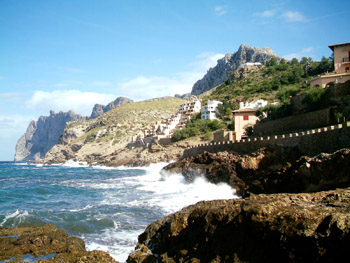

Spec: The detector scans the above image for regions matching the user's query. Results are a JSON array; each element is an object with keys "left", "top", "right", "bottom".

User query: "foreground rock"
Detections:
[
  {"left": 164, "top": 147, "right": 350, "bottom": 196},
  {"left": 128, "top": 187, "right": 350, "bottom": 263},
  {"left": 0, "top": 224, "right": 117, "bottom": 263}
]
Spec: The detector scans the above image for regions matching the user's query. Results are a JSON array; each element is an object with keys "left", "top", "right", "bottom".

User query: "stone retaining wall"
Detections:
[
  {"left": 183, "top": 122, "right": 350, "bottom": 158},
  {"left": 253, "top": 108, "right": 332, "bottom": 136}
]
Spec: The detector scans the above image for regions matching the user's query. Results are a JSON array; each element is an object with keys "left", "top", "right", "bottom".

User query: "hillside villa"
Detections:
[
  {"left": 201, "top": 100, "right": 223, "bottom": 120},
  {"left": 232, "top": 99, "right": 268, "bottom": 141},
  {"left": 310, "top": 42, "right": 350, "bottom": 88}
]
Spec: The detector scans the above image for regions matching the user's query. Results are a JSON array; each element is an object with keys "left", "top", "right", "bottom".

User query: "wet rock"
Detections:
[
  {"left": 164, "top": 147, "right": 350, "bottom": 196},
  {"left": 128, "top": 188, "right": 350, "bottom": 263},
  {"left": 0, "top": 224, "right": 118, "bottom": 263}
]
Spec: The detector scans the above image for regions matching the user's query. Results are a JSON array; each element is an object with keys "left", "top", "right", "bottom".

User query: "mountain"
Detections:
[
  {"left": 191, "top": 44, "right": 279, "bottom": 95},
  {"left": 14, "top": 110, "right": 86, "bottom": 162},
  {"left": 90, "top": 96, "right": 134, "bottom": 119},
  {"left": 40, "top": 97, "right": 187, "bottom": 165}
]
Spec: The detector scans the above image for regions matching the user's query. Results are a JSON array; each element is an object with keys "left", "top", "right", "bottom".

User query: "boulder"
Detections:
[
  {"left": 0, "top": 224, "right": 118, "bottom": 262},
  {"left": 128, "top": 188, "right": 350, "bottom": 263}
]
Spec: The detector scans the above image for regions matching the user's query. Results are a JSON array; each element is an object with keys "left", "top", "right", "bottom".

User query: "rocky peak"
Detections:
[
  {"left": 14, "top": 111, "right": 86, "bottom": 161},
  {"left": 90, "top": 96, "right": 134, "bottom": 119},
  {"left": 191, "top": 44, "right": 280, "bottom": 95}
]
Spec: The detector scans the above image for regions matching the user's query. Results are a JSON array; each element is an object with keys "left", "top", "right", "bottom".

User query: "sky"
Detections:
[{"left": 0, "top": 0, "right": 349, "bottom": 161}]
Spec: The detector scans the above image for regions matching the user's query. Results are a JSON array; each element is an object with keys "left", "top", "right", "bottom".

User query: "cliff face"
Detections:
[
  {"left": 191, "top": 44, "right": 279, "bottom": 95},
  {"left": 14, "top": 110, "right": 86, "bottom": 162},
  {"left": 128, "top": 187, "right": 350, "bottom": 263},
  {"left": 90, "top": 96, "right": 133, "bottom": 119}
]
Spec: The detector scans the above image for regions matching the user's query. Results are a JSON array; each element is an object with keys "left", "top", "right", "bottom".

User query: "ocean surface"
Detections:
[{"left": 0, "top": 161, "right": 238, "bottom": 262}]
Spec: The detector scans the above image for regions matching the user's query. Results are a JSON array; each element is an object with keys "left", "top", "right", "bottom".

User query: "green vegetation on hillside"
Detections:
[
  {"left": 203, "top": 56, "right": 333, "bottom": 106},
  {"left": 172, "top": 115, "right": 224, "bottom": 142}
]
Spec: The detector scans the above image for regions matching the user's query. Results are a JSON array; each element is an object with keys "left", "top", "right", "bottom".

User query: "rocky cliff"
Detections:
[
  {"left": 90, "top": 96, "right": 134, "bottom": 119},
  {"left": 14, "top": 110, "right": 86, "bottom": 162},
  {"left": 128, "top": 187, "right": 350, "bottom": 263},
  {"left": 40, "top": 97, "right": 188, "bottom": 165},
  {"left": 191, "top": 44, "right": 279, "bottom": 95}
]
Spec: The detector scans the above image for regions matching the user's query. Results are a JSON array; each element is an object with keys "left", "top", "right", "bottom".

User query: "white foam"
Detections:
[
  {"left": 62, "top": 160, "right": 89, "bottom": 167},
  {"left": 0, "top": 210, "right": 29, "bottom": 227}
]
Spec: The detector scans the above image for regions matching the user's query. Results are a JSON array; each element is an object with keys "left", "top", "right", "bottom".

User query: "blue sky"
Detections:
[{"left": 0, "top": 0, "right": 349, "bottom": 161}]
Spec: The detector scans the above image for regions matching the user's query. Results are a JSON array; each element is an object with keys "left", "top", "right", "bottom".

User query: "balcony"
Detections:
[{"left": 342, "top": 57, "right": 350, "bottom": 63}]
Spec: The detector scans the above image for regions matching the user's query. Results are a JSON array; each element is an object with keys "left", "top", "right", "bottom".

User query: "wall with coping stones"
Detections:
[
  {"left": 253, "top": 108, "right": 332, "bottom": 136},
  {"left": 183, "top": 122, "right": 350, "bottom": 158}
]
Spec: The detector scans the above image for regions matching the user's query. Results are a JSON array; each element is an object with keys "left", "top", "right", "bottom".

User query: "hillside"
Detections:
[
  {"left": 191, "top": 44, "right": 279, "bottom": 95},
  {"left": 200, "top": 56, "right": 334, "bottom": 115},
  {"left": 41, "top": 97, "right": 190, "bottom": 165}
]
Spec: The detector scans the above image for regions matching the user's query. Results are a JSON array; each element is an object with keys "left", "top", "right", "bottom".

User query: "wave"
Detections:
[{"left": 0, "top": 210, "right": 29, "bottom": 227}]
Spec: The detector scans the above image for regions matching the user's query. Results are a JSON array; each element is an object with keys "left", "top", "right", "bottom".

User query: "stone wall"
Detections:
[
  {"left": 253, "top": 108, "right": 331, "bottom": 136},
  {"left": 183, "top": 122, "right": 350, "bottom": 158}
]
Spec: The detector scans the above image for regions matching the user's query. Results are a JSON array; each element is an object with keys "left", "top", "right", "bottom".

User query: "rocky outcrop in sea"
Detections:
[
  {"left": 128, "top": 187, "right": 350, "bottom": 263},
  {"left": 191, "top": 44, "right": 279, "bottom": 95},
  {"left": 14, "top": 110, "right": 86, "bottom": 162},
  {"left": 90, "top": 96, "right": 134, "bottom": 119},
  {"left": 0, "top": 224, "right": 118, "bottom": 262}
]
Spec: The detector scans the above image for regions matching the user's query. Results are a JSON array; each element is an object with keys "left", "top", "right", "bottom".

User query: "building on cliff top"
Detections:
[{"left": 310, "top": 42, "right": 350, "bottom": 88}]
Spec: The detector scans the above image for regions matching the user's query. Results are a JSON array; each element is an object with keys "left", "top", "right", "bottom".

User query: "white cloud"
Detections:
[
  {"left": 214, "top": 6, "right": 227, "bottom": 16},
  {"left": 283, "top": 46, "right": 315, "bottom": 60},
  {"left": 254, "top": 10, "right": 276, "bottom": 18},
  {"left": 254, "top": 9, "right": 306, "bottom": 23},
  {"left": 117, "top": 52, "right": 224, "bottom": 100},
  {"left": 25, "top": 90, "right": 117, "bottom": 116},
  {"left": 281, "top": 11, "right": 306, "bottom": 22}
]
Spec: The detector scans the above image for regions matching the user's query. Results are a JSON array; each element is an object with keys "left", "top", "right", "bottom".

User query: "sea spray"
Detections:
[{"left": 0, "top": 161, "right": 238, "bottom": 262}]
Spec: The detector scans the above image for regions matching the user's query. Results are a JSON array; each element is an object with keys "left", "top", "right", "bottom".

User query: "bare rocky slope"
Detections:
[
  {"left": 40, "top": 97, "right": 191, "bottom": 166},
  {"left": 14, "top": 97, "right": 133, "bottom": 162},
  {"left": 191, "top": 44, "right": 279, "bottom": 95},
  {"left": 90, "top": 96, "right": 134, "bottom": 119}
]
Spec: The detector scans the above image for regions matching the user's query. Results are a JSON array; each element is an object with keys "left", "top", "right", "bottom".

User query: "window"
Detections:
[{"left": 243, "top": 115, "right": 249, "bottom": 120}]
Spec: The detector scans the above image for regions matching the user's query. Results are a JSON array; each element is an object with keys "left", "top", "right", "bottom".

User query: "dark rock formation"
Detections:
[
  {"left": 164, "top": 147, "right": 350, "bottom": 196},
  {"left": 90, "top": 97, "right": 133, "bottom": 119},
  {"left": 128, "top": 187, "right": 350, "bottom": 263},
  {"left": 14, "top": 111, "right": 86, "bottom": 162},
  {"left": 0, "top": 224, "right": 118, "bottom": 262},
  {"left": 191, "top": 44, "right": 279, "bottom": 95}
]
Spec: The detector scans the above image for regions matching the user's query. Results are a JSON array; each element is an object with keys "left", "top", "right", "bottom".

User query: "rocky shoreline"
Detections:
[
  {"left": 127, "top": 187, "right": 350, "bottom": 263},
  {"left": 5, "top": 146, "right": 350, "bottom": 262},
  {"left": 164, "top": 146, "right": 350, "bottom": 197},
  {"left": 0, "top": 224, "right": 118, "bottom": 263}
]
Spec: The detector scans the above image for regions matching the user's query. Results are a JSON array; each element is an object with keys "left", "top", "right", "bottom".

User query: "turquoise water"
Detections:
[{"left": 0, "top": 161, "right": 237, "bottom": 262}]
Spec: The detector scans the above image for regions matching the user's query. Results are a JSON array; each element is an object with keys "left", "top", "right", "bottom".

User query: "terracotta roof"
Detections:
[{"left": 328, "top": 42, "right": 350, "bottom": 51}]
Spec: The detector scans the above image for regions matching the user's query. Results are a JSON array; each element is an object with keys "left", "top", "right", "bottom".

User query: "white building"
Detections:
[
  {"left": 178, "top": 100, "right": 201, "bottom": 115},
  {"left": 239, "top": 99, "right": 268, "bottom": 110},
  {"left": 241, "top": 62, "right": 262, "bottom": 67},
  {"left": 201, "top": 100, "right": 223, "bottom": 120}
]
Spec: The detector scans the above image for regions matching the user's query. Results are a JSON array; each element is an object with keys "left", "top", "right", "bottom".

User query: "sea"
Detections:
[{"left": 0, "top": 161, "right": 238, "bottom": 262}]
